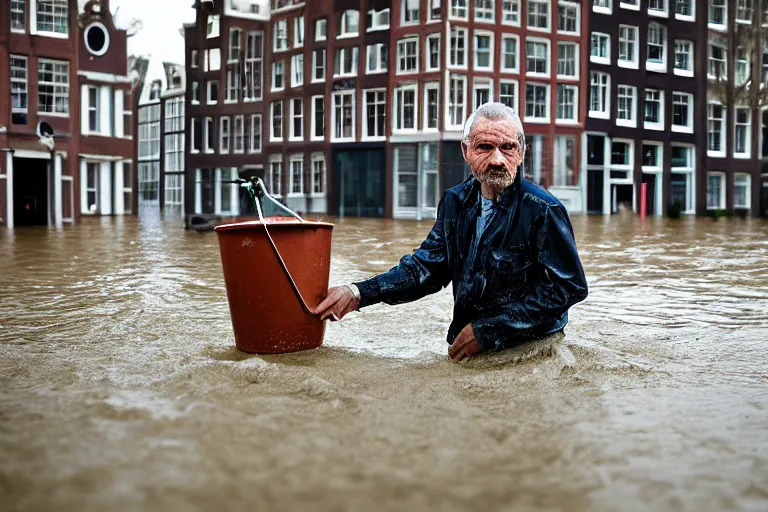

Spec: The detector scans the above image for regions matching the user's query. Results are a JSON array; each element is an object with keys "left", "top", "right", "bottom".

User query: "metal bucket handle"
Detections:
[{"left": 236, "top": 177, "right": 320, "bottom": 317}]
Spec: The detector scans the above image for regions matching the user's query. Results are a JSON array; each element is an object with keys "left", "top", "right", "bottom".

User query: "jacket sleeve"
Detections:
[
  {"left": 354, "top": 195, "right": 452, "bottom": 308},
  {"left": 472, "top": 204, "right": 588, "bottom": 351}
]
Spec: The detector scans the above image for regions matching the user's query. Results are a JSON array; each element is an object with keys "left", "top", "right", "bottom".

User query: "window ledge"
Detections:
[
  {"left": 593, "top": 7, "right": 612, "bottom": 15},
  {"left": 271, "top": 138, "right": 284, "bottom": 143},
  {"left": 642, "top": 166, "right": 663, "bottom": 173},
  {"left": 708, "top": 24, "right": 727, "bottom": 32},
  {"left": 287, "top": 193, "right": 305, "bottom": 198},
  {"left": 556, "top": 74, "right": 579, "bottom": 81},
  {"left": 590, "top": 57, "right": 610, "bottom": 65},
  {"left": 648, "top": 10, "right": 668, "bottom": 18},
  {"left": 35, "top": 31, "right": 69, "bottom": 39},
  {"left": 671, "top": 125, "right": 693, "bottom": 134},
  {"left": 367, "top": 69, "right": 387, "bottom": 74},
  {"left": 555, "top": 119, "right": 579, "bottom": 125},
  {"left": 524, "top": 117, "right": 550, "bottom": 124},
  {"left": 331, "top": 138, "right": 356, "bottom": 143},
  {"left": 474, "top": 19, "right": 496, "bottom": 24},
  {"left": 396, "top": 69, "right": 420, "bottom": 75},
  {"left": 11, "top": 28, "right": 26, "bottom": 34},
  {"left": 589, "top": 111, "right": 610, "bottom": 120},
  {"left": 310, "top": 193, "right": 326, "bottom": 198},
  {"left": 526, "top": 26, "right": 551, "bottom": 34},
  {"left": 734, "top": 153, "right": 751, "bottom": 160},
  {"left": 644, "top": 123, "right": 664, "bottom": 131},
  {"left": 646, "top": 62, "right": 667, "bottom": 73},
  {"left": 675, "top": 14, "right": 695, "bottom": 22},
  {"left": 618, "top": 60, "right": 639, "bottom": 70},
  {"left": 38, "top": 112, "right": 70, "bottom": 118},
  {"left": 362, "top": 136, "right": 386, "bottom": 142},
  {"left": 333, "top": 74, "right": 358, "bottom": 79},
  {"left": 616, "top": 119, "right": 637, "bottom": 128},
  {"left": 707, "top": 151, "right": 726, "bottom": 158},
  {"left": 526, "top": 72, "right": 550, "bottom": 79},
  {"left": 336, "top": 33, "right": 359, "bottom": 40},
  {"left": 288, "top": 137, "right": 304, "bottom": 142},
  {"left": 557, "top": 30, "right": 580, "bottom": 36},
  {"left": 674, "top": 69, "right": 694, "bottom": 78},
  {"left": 501, "top": 21, "right": 522, "bottom": 28}
]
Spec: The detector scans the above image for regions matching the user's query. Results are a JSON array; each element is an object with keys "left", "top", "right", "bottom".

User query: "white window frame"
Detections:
[
  {"left": 339, "top": 9, "right": 360, "bottom": 37},
  {"left": 271, "top": 101, "right": 284, "bottom": 142},
  {"left": 10, "top": 55, "right": 28, "bottom": 114},
  {"left": 610, "top": 138, "right": 634, "bottom": 170},
  {"left": 367, "top": 43, "right": 388, "bottom": 73},
  {"left": 294, "top": 16, "right": 304, "bottom": 47},
  {"left": 616, "top": 85, "right": 637, "bottom": 127},
  {"left": 192, "top": 82, "right": 200, "bottom": 105},
  {"left": 557, "top": 1, "right": 580, "bottom": 35},
  {"left": 402, "top": 0, "right": 421, "bottom": 25},
  {"left": 524, "top": 82, "right": 550, "bottom": 123},
  {"left": 10, "top": 0, "right": 26, "bottom": 33},
  {"left": 291, "top": 54, "right": 303, "bottom": 87},
  {"left": 35, "top": 0, "right": 69, "bottom": 37},
  {"left": 735, "top": 47, "right": 749, "bottom": 85},
  {"left": 449, "top": 27, "right": 468, "bottom": 69},
  {"left": 646, "top": 21, "right": 667, "bottom": 72},
  {"left": 311, "top": 95, "right": 325, "bottom": 141},
  {"left": 191, "top": 118, "right": 200, "bottom": 154},
  {"left": 397, "top": 37, "right": 419, "bottom": 74},
  {"left": 311, "top": 153, "right": 326, "bottom": 196},
  {"left": 450, "top": 0, "right": 469, "bottom": 20},
  {"left": 290, "top": 98, "right": 304, "bottom": 141},
  {"left": 473, "top": 79, "right": 493, "bottom": 110},
  {"left": 424, "top": 82, "right": 440, "bottom": 132},
  {"left": 288, "top": 154, "right": 304, "bottom": 197},
  {"left": 641, "top": 141, "right": 663, "bottom": 172},
  {"left": 367, "top": 8, "right": 391, "bottom": 31},
  {"left": 618, "top": 25, "right": 639, "bottom": 69},
  {"left": 709, "top": 0, "right": 727, "bottom": 30},
  {"left": 220, "top": 116, "right": 231, "bottom": 154},
  {"left": 446, "top": 73, "right": 467, "bottom": 130},
  {"left": 527, "top": 0, "right": 551, "bottom": 32},
  {"left": 312, "top": 49, "right": 326, "bottom": 82},
  {"left": 334, "top": 47, "right": 359, "bottom": 78},
  {"left": 331, "top": 91, "right": 356, "bottom": 142},
  {"left": 37, "top": 58, "right": 69, "bottom": 116},
  {"left": 648, "top": 0, "right": 668, "bottom": 18},
  {"left": 502, "top": 0, "right": 521, "bottom": 26},
  {"left": 674, "top": 40, "right": 694, "bottom": 77},
  {"left": 206, "top": 80, "right": 219, "bottom": 105},
  {"left": 671, "top": 91, "right": 693, "bottom": 133},
  {"left": 499, "top": 79, "right": 518, "bottom": 111},
  {"left": 675, "top": 0, "right": 695, "bottom": 21},
  {"left": 474, "top": 31, "right": 495, "bottom": 71},
  {"left": 708, "top": 42, "right": 727, "bottom": 81},
  {"left": 735, "top": 0, "right": 752, "bottom": 23},
  {"left": 87, "top": 86, "right": 101, "bottom": 134},
  {"left": 555, "top": 84, "right": 578, "bottom": 124},
  {"left": 426, "top": 34, "right": 441, "bottom": 71},
  {"left": 363, "top": 89, "right": 387, "bottom": 140},
  {"left": 733, "top": 173, "right": 751, "bottom": 208},
  {"left": 670, "top": 143, "right": 695, "bottom": 214},
  {"left": 593, "top": 0, "right": 612, "bottom": 15},
  {"left": 734, "top": 106, "right": 751, "bottom": 158},
  {"left": 393, "top": 84, "right": 419, "bottom": 133},
  {"left": 233, "top": 115, "right": 244, "bottom": 154},
  {"left": 315, "top": 19, "right": 327, "bottom": 41},
  {"left": 475, "top": 0, "right": 495, "bottom": 22},
  {"left": 707, "top": 101, "right": 725, "bottom": 157},
  {"left": 556, "top": 42, "right": 579, "bottom": 79},
  {"left": 204, "top": 117, "right": 215, "bottom": 154},
  {"left": 590, "top": 32, "right": 610, "bottom": 65},
  {"left": 643, "top": 89, "right": 664, "bottom": 131},
  {"left": 526, "top": 37, "right": 551, "bottom": 78},
  {"left": 268, "top": 156, "right": 283, "bottom": 198},
  {"left": 500, "top": 34, "right": 520, "bottom": 73},
  {"left": 589, "top": 71, "right": 610, "bottom": 120},
  {"left": 706, "top": 172, "right": 726, "bottom": 210},
  {"left": 272, "top": 60, "right": 285, "bottom": 91},
  {"left": 273, "top": 19, "right": 288, "bottom": 51},
  {"left": 249, "top": 114, "right": 262, "bottom": 154},
  {"left": 244, "top": 31, "right": 263, "bottom": 102},
  {"left": 207, "top": 14, "right": 220, "bottom": 38}
]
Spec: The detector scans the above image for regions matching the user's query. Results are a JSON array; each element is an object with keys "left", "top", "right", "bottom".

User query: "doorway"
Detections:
[
  {"left": 641, "top": 173, "right": 656, "bottom": 215},
  {"left": 334, "top": 148, "right": 385, "bottom": 218},
  {"left": 612, "top": 184, "right": 633, "bottom": 214},
  {"left": 587, "top": 169, "right": 604, "bottom": 213},
  {"left": 13, "top": 157, "right": 49, "bottom": 226}
]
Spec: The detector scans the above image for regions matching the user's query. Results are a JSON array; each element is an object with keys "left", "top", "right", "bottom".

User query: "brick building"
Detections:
[{"left": 1, "top": 0, "right": 136, "bottom": 228}]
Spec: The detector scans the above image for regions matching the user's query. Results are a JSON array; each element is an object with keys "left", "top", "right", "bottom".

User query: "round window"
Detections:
[{"left": 85, "top": 23, "right": 110, "bottom": 56}]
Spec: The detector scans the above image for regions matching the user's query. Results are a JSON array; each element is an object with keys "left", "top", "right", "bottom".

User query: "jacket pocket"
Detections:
[{"left": 488, "top": 248, "right": 532, "bottom": 285}]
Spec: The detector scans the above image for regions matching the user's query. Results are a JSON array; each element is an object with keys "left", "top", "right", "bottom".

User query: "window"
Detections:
[
  {"left": 525, "top": 83, "right": 549, "bottom": 121},
  {"left": 734, "top": 107, "right": 751, "bottom": 156},
  {"left": 272, "top": 60, "right": 285, "bottom": 90},
  {"left": 710, "top": 0, "right": 726, "bottom": 26},
  {"left": 556, "top": 84, "right": 577, "bottom": 122},
  {"left": 647, "top": 22, "right": 666, "bottom": 69},
  {"left": 707, "top": 103, "right": 725, "bottom": 155},
  {"left": 207, "top": 14, "right": 220, "bottom": 38},
  {"left": 644, "top": 89, "right": 664, "bottom": 129},
  {"left": 204, "top": 117, "right": 215, "bottom": 153},
  {"left": 473, "top": 81, "right": 492, "bottom": 109},
  {"left": 87, "top": 86, "right": 100, "bottom": 133},
  {"left": 502, "top": 0, "right": 520, "bottom": 24},
  {"left": 86, "top": 163, "right": 100, "bottom": 211},
  {"left": 616, "top": 85, "right": 637, "bottom": 126},
  {"left": 315, "top": 19, "right": 327, "bottom": 41},
  {"left": 368, "top": 8, "right": 390, "bottom": 30},
  {"left": 425, "top": 83, "right": 440, "bottom": 130},
  {"left": 290, "top": 98, "right": 303, "bottom": 140},
  {"left": 364, "top": 89, "right": 386, "bottom": 138},
  {"left": 591, "top": 33, "right": 610, "bottom": 63},
  {"left": 448, "top": 74, "right": 466, "bottom": 128},
  {"left": 340, "top": 9, "right": 360, "bottom": 35},
  {"left": 233, "top": 115, "right": 244, "bottom": 153},
  {"left": 430, "top": 0, "right": 442, "bottom": 19},
  {"left": 38, "top": 59, "right": 69, "bottom": 115},
  {"left": 642, "top": 143, "right": 662, "bottom": 170},
  {"left": 707, "top": 173, "right": 725, "bottom": 209},
  {"left": 334, "top": 47, "right": 359, "bottom": 77},
  {"left": 593, "top": 0, "right": 611, "bottom": 13},
  {"left": 526, "top": 39, "right": 550, "bottom": 75},
  {"left": 289, "top": 156, "right": 304, "bottom": 195},
  {"left": 734, "top": 174, "right": 751, "bottom": 208},
  {"left": 451, "top": 0, "right": 469, "bottom": 18},
  {"left": 528, "top": 0, "right": 550, "bottom": 30},
  {"left": 37, "top": 0, "right": 68, "bottom": 35},
  {"left": 672, "top": 92, "right": 693, "bottom": 132},
  {"left": 557, "top": 2, "right": 579, "bottom": 33},
  {"left": 671, "top": 144, "right": 693, "bottom": 169},
  {"left": 476, "top": 0, "right": 495, "bottom": 21},
  {"left": 676, "top": 0, "right": 693, "bottom": 18},
  {"left": 207, "top": 81, "right": 219, "bottom": 104},
  {"left": 271, "top": 101, "right": 283, "bottom": 141},
  {"left": 138, "top": 105, "right": 161, "bottom": 158},
  {"left": 226, "top": 67, "right": 240, "bottom": 102},
  {"left": 229, "top": 28, "right": 242, "bottom": 62},
  {"left": 474, "top": 33, "right": 493, "bottom": 70},
  {"left": 736, "top": 0, "right": 752, "bottom": 22},
  {"left": 648, "top": 0, "right": 667, "bottom": 15},
  {"left": 670, "top": 148, "right": 694, "bottom": 212},
  {"left": 165, "top": 174, "right": 183, "bottom": 206},
  {"left": 313, "top": 49, "right": 326, "bottom": 82},
  {"left": 10, "top": 56, "right": 27, "bottom": 114},
  {"left": 274, "top": 19, "right": 288, "bottom": 50},
  {"left": 291, "top": 54, "right": 303, "bottom": 87},
  {"left": 499, "top": 81, "right": 517, "bottom": 109},
  {"left": 736, "top": 47, "right": 749, "bottom": 85},
  {"left": 191, "top": 118, "right": 201, "bottom": 153},
  {"left": 367, "top": 43, "right": 388, "bottom": 73},
  {"left": 500, "top": 36, "right": 519, "bottom": 72},
  {"left": 163, "top": 133, "right": 184, "bottom": 175},
  {"left": 397, "top": 38, "right": 419, "bottom": 73},
  {"left": 249, "top": 114, "right": 262, "bottom": 153},
  {"left": 394, "top": 85, "right": 418, "bottom": 131},
  {"left": 311, "top": 95, "right": 325, "bottom": 140},
  {"left": 11, "top": 0, "right": 25, "bottom": 31},
  {"left": 244, "top": 31, "right": 263, "bottom": 101},
  {"left": 708, "top": 44, "right": 727, "bottom": 80},
  {"left": 269, "top": 158, "right": 283, "bottom": 197},
  {"left": 557, "top": 43, "right": 577, "bottom": 78},
  {"left": 449, "top": 27, "right": 467, "bottom": 67},
  {"left": 311, "top": 154, "right": 326, "bottom": 195},
  {"left": 332, "top": 91, "right": 355, "bottom": 140},
  {"left": 191, "top": 50, "right": 199, "bottom": 68},
  {"left": 426, "top": 34, "right": 441, "bottom": 71},
  {"left": 192, "top": 82, "right": 200, "bottom": 104},
  {"left": 589, "top": 72, "right": 609, "bottom": 118},
  {"left": 611, "top": 142, "right": 631, "bottom": 167},
  {"left": 403, "top": 0, "right": 420, "bottom": 23},
  {"left": 294, "top": 16, "right": 304, "bottom": 47},
  {"left": 220, "top": 117, "right": 231, "bottom": 154},
  {"left": 674, "top": 40, "right": 693, "bottom": 75},
  {"left": 204, "top": 48, "right": 221, "bottom": 72},
  {"left": 618, "top": 26, "right": 638, "bottom": 66}
]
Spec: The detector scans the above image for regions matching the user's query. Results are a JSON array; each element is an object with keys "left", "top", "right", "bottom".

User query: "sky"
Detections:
[{"left": 111, "top": 0, "right": 197, "bottom": 64}]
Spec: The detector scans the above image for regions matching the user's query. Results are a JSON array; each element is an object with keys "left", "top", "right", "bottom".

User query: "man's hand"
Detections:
[
  {"left": 315, "top": 286, "right": 361, "bottom": 321},
  {"left": 448, "top": 323, "right": 484, "bottom": 362}
]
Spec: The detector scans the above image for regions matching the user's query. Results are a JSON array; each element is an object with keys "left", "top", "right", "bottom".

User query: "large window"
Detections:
[
  {"left": 294, "top": 16, "right": 304, "bottom": 47},
  {"left": 611, "top": 142, "right": 631, "bottom": 167},
  {"left": 207, "top": 15, "right": 220, "bottom": 38},
  {"left": 315, "top": 19, "right": 327, "bottom": 41},
  {"left": 38, "top": 59, "right": 69, "bottom": 115},
  {"left": 11, "top": 0, "right": 25, "bottom": 31},
  {"left": 10, "top": 55, "right": 27, "bottom": 114},
  {"left": 502, "top": 0, "right": 520, "bottom": 24},
  {"left": 403, "top": 0, "right": 420, "bottom": 23},
  {"left": 426, "top": 35, "right": 441, "bottom": 71},
  {"left": 450, "top": 0, "right": 469, "bottom": 18},
  {"left": 271, "top": 101, "right": 283, "bottom": 141},
  {"left": 394, "top": 85, "right": 418, "bottom": 131},
  {"left": 450, "top": 27, "right": 467, "bottom": 67},
  {"left": 558, "top": 2, "right": 579, "bottom": 33},
  {"left": 137, "top": 162, "right": 159, "bottom": 202},
  {"left": 289, "top": 156, "right": 304, "bottom": 195},
  {"left": 616, "top": 85, "right": 636, "bottom": 126},
  {"left": 424, "top": 83, "right": 439, "bottom": 130},
  {"left": 672, "top": 92, "right": 693, "bottom": 132},
  {"left": 557, "top": 42, "right": 577, "bottom": 78},
  {"left": 710, "top": 0, "right": 726, "bottom": 26},
  {"left": 556, "top": 84, "right": 577, "bottom": 122},
  {"left": 474, "top": 33, "right": 493, "bottom": 70},
  {"left": 334, "top": 47, "right": 359, "bottom": 77},
  {"left": 165, "top": 134, "right": 184, "bottom": 173},
  {"left": 37, "top": 0, "right": 68, "bottom": 35},
  {"left": 591, "top": 32, "right": 610, "bottom": 63},
  {"left": 736, "top": 0, "right": 752, "bottom": 22},
  {"left": 291, "top": 54, "right": 303, "bottom": 87},
  {"left": 311, "top": 96, "right": 325, "bottom": 140},
  {"left": 290, "top": 98, "right": 303, "bottom": 141},
  {"left": 526, "top": 39, "right": 549, "bottom": 75},
  {"left": 397, "top": 38, "right": 419, "bottom": 73},
  {"left": 708, "top": 44, "right": 727, "bottom": 79},
  {"left": 676, "top": 0, "right": 693, "bottom": 18},
  {"left": 204, "top": 117, "right": 215, "bottom": 153},
  {"left": 589, "top": 71, "right": 609, "bottom": 118},
  {"left": 268, "top": 159, "right": 283, "bottom": 197},
  {"left": 313, "top": 49, "right": 325, "bottom": 82},
  {"left": 249, "top": 114, "right": 262, "bottom": 153},
  {"left": 165, "top": 97, "right": 184, "bottom": 132},
  {"left": 707, "top": 103, "right": 725, "bottom": 154},
  {"left": 527, "top": 0, "right": 550, "bottom": 30},
  {"left": 87, "top": 86, "right": 100, "bottom": 133},
  {"left": 332, "top": 91, "right": 355, "bottom": 140},
  {"left": 368, "top": 8, "right": 390, "bottom": 30},
  {"left": 476, "top": 0, "right": 495, "bottom": 21},
  {"left": 499, "top": 81, "right": 517, "bottom": 109},
  {"left": 734, "top": 107, "right": 751, "bottom": 156},
  {"left": 448, "top": 74, "right": 466, "bottom": 128},
  {"left": 364, "top": 89, "right": 386, "bottom": 138},
  {"left": 501, "top": 35, "right": 519, "bottom": 71},
  {"left": 674, "top": 40, "right": 693, "bottom": 75},
  {"left": 473, "top": 81, "right": 491, "bottom": 109},
  {"left": 340, "top": 9, "right": 360, "bottom": 35},
  {"left": 647, "top": 22, "right": 666, "bottom": 68},
  {"left": 525, "top": 83, "right": 549, "bottom": 120},
  {"left": 165, "top": 174, "right": 183, "bottom": 206},
  {"left": 138, "top": 104, "right": 161, "bottom": 158},
  {"left": 644, "top": 89, "right": 664, "bottom": 129},
  {"left": 272, "top": 60, "right": 285, "bottom": 90},
  {"left": 311, "top": 154, "right": 326, "bottom": 195},
  {"left": 707, "top": 173, "right": 725, "bottom": 209},
  {"left": 273, "top": 19, "right": 288, "bottom": 50},
  {"left": 244, "top": 31, "right": 263, "bottom": 101},
  {"left": 734, "top": 174, "right": 751, "bottom": 208},
  {"left": 367, "top": 43, "right": 388, "bottom": 73},
  {"left": 618, "top": 26, "right": 638, "bottom": 66},
  {"left": 736, "top": 47, "right": 749, "bottom": 85}
]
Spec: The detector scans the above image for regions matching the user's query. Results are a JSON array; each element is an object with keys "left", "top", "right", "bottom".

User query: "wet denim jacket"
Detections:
[{"left": 354, "top": 172, "right": 589, "bottom": 352}]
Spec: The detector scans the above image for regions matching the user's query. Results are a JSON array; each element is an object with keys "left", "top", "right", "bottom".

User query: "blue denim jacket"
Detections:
[{"left": 355, "top": 172, "right": 589, "bottom": 352}]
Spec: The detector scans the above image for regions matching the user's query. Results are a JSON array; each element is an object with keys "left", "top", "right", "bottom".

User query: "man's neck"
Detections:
[{"left": 480, "top": 183, "right": 501, "bottom": 201}]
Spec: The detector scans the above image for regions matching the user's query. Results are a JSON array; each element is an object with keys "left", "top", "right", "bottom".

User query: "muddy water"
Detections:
[{"left": 1, "top": 210, "right": 767, "bottom": 512}]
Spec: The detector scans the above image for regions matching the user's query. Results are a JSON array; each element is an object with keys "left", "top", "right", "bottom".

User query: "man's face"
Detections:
[{"left": 461, "top": 117, "right": 524, "bottom": 195}]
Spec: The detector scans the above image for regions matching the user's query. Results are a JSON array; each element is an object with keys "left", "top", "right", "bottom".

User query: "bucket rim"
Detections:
[{"left": 214, "top": 218, "right": 334, "bottom": 232}]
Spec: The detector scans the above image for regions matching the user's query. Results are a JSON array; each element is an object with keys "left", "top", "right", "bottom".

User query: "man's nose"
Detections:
[{"left": 490, "top": 147, "right": 505, "bottom": 166}]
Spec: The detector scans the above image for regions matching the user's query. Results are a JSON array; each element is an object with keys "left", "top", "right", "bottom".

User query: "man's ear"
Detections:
[{"left": 461, "top": 140, "right": 470, "bottom": 163}]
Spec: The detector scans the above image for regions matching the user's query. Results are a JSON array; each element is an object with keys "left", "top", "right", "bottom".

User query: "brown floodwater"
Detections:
[{"left": 1, "top": 209, "right": 767, "bottom": 511}]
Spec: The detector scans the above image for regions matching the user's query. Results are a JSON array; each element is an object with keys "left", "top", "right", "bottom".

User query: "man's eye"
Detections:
[
  {"left": 501, "top": 143, "right": 518, "bottom": 151},
  {"left": 476, "top": 144, "right": 493, "bottom": 150}
]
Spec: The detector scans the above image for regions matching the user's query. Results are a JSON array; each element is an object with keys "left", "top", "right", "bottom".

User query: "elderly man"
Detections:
[{"left": 316, "top": 103, "right": 588, "bottom": 361}]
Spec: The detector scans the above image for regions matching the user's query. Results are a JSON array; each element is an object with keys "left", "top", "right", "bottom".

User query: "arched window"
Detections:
[{"left": 340, "top": 10, "right": 359, "bottom": 36}]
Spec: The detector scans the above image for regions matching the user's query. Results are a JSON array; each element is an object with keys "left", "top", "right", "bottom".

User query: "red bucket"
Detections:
[{"left": 214, "top": 217, "right": 334, "bottom": 354}]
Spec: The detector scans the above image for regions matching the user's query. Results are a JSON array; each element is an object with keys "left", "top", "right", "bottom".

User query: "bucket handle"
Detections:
[{"left": 237, "top": 177, "right": 319, "bottom": 317}]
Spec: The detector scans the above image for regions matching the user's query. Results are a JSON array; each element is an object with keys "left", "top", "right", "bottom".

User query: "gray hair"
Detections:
[{"left": 462, "top": 102, "right": 526, "bottom": 157}]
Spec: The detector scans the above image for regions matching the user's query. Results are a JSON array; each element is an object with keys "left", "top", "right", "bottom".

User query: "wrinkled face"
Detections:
[{"left": 461, "top": 117, "right": 524, "bottom": 195}]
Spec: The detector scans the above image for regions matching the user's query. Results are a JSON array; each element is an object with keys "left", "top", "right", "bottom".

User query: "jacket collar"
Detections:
[{"left": 459, "top": 168, "right": 523, "bottom": 211}]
